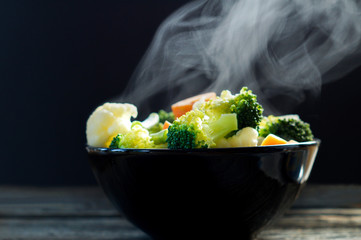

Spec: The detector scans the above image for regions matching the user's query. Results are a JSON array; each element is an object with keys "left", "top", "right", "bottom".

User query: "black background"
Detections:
[{"left": 1, "top": 0, "right": 360, "bottom": 186}]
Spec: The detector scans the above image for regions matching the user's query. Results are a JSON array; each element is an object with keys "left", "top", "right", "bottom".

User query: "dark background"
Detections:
[{"left": 1, "top": 0, "right": 360, "bottom": 186}]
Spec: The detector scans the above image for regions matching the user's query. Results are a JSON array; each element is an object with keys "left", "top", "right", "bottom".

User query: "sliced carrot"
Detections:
[
  {"left": 171, "top": 92, "right": 216, "bottom": 118},
  {"left": 261, "top": 134, "right": 288, "bottom": 146},
  {"left": 163, "top": 120, "right": 171, "bottom": 130}
]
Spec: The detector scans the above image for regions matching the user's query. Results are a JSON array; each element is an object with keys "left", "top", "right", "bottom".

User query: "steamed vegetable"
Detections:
[
  {"left": 150, "top": 129, "right": 168, "bottom": 145},
  {"left": 109, "top": 124, "right": 168, "bottom": 149},
  {"left": 166, "top": 109, "right": 210, "bottom": 149},
  {"left": 199, "top": 87, "right": 263, "bottom": 131},
  {"left": 86, "top": 87, "right": 314, "bottom": 149},
  {"left": 158, "top": 110, "right": 175, "bottom": 123},
  {"left": 259, "top": 115, "right": 313, "bottom": 142},
  {"left": 86, "top": 103, "right": 137, "bottom": 147},
  {"left": 260, "top": 134, "right": 288, "bottom": 146},
  {"left": 230, "top": 87, "right": 264, "bottom": 130},
  {"left": 109, "top": 124, "right": 154, "bottom": 149},
  {"left": 163, "top": 120, "right": 172, "bottom": 130},
  {"left": 141, "top": 113, "right": 159, "bottom": 129},
  {"left": 134, "top": 112, "right": 163, "bottom": 134},
  {"left": 166, "top": 109, "right": 238, "bottom": 149},
  {"left": 215, "top": 127, "right": 259, "bottom": 148},
  {"left": 171, "top": 92, "right": 216, "bottom": 118}
]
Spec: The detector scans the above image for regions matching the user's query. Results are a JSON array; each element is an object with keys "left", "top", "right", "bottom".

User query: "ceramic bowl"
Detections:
[{"left": 87, "top": 140, "right": 319, "bottom": 240}]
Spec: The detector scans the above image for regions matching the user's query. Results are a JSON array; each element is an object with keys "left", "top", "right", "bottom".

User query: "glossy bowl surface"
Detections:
[{"left": 87, "top": 140, "right": 319, "bottom": 240}]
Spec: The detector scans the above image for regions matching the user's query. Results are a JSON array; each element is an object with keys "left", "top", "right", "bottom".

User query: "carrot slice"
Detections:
[
  {"left": 171, "top": 92, "right": 216, "bottom": 118},
  {"left": 163, "top": 120, "right": 171, "bottom": 130},
  {"left": 261, "top": 134, "right": 288, "bottom": 146}
]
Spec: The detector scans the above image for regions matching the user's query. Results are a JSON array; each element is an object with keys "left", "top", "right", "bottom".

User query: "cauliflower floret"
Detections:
[
  {"left": 86, "top": 103, "right": 137, "bottom": 147},
  {"left": 215, "top": 127, "right": 259, "bottom": 148},
  {"left": 220, "top": 90, "right": 233, "bottom": 100},
  {"left": 214, "top": 137, "right": 232, "bottom": 148}
]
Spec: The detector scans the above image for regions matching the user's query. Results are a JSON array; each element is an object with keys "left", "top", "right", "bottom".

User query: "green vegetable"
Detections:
[
  {"left": 148, "top": 123, "right": 163, "bottom": 134},
  {"left": 200, "top": 87, "right": 263, "bottom": 131},
  {"left": 141, "top": 112, "right": 160, "bottom": 129},
  {"left": 150, "top": 129, "right": 168, "bottom": 145},
  {"left": 167, "top": 124, "right": 200, "bottom": 149},
  {"left": 166, "top": 109, "right": 238, "bottom": 149},
  {"left": 108, "top": 87, "right": 267, "bottom": 149},
  {"left": 208, "top": 114, "right": 238, "bottom": 141},
  {"left": 133, "top": 113, "right": 163, "bottom": 134},
  {"left": 229, "top": 87, "right": 264, "bottom": 130},
  {"left": 158, "top": 110, "right": 175, "bottom": 123},
  {"left": 109, "top": 133, "right": 123, "bottom": 149},
  {"left": 259, "top": 115, "right": 313, "bottom": 142},
  {"left": 108, "top": 125, "right": 157, "bottom": 149}
]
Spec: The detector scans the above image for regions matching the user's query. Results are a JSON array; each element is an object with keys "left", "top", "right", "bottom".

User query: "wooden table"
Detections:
[{"left": 0, "top": 185, "right": 360, "bottom": 239}]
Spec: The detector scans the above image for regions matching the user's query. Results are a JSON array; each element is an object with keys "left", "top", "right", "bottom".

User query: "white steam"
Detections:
[{"left": 119, "top": 0, "right": 361, "bottom": 113}]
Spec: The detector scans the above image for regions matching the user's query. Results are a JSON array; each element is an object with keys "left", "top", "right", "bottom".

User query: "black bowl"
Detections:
[{"left": 87, "top": 140, "right": 320, "bottom": 240}]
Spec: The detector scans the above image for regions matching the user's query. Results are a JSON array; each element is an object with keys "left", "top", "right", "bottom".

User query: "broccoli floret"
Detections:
[
  {"left": 199, "top": 87, "right": 263, "bottom": 131},
  {"left": 167, "top": 123, "right": 203, "bottom": 149},
  {"left": 259, "top": 115, "right": 314, "bottom": 142},
  {"left": 229, "top": 87, "right": 264, "bottom": 130},
  {"left": 109, "top": 133, "right": 123, "bottom": 149},
  {"left": 166, "top": 109, "right": 238, "bottom": 149},
  {"left": 198, "top": 90, "right": 234, "bottom": 121},
  {"left": 158, "top": 110, "right": 175, "bottom": 123},
  {"left": 108, "top": 125, "right": 156, "bottom": 149}
]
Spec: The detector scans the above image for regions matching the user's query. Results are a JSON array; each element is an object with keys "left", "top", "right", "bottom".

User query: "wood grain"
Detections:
[
  {"left": 0, "top": 184, "right": 360, "bottom": 239},
  {"left": 293, "top": 184, "right": 361, "bottom": 209},
  {"left": 0, "top": 186, "right": 117, "bottom": 217}
]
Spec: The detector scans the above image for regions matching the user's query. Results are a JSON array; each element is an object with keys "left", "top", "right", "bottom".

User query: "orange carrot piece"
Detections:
[
  {"left": 171, "top": 92, "right": 216, "bottom": 118},
  {"left": 261, "top": 134, "right": 288, "bottom": 146},
  {"left": 163, "top": 120, "right": 171, "bottom": 130}
]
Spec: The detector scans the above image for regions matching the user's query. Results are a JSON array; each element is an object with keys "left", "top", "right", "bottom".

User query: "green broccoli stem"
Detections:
[
  {"left": 208, "top": 113, "right": 238, "bottom": 141},
  {"left": 150, "top": 129, "right": 168, "bottom": 145}
]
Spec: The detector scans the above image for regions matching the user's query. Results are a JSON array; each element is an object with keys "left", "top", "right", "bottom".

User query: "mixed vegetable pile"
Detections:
[{"left": 86, "top": 87, "right": 314, "bottom": 149}]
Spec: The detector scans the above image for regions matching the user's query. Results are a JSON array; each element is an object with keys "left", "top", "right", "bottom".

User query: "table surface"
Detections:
[{"left": 0, "top": 184, "right": 360, "bottom": 240}]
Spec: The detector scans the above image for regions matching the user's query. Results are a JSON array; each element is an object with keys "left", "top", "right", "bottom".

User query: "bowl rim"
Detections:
[{"left": 86, "top": 139, "right": 320, "bottom": 155}]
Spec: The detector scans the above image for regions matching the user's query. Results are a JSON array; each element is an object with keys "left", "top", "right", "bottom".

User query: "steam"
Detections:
[{"left": 119, "top": 0, "right": 361, "bottom": 114}]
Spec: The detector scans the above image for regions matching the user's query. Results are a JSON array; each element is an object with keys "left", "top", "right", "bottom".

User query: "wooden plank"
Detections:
[
  {"left": 0, "top": 185, "right": 360, "bottom": 239},
  {"left": 0, "top": 186, "right": 118, "bottom": 217},
  {"left": 0, "top": 215, "right": 360, "bottom": 240},
  {"left": 258, "top": 207, "right": 361, "bottom": 239},
  {"left": 1, "top": 215, "right": 360, "bottom": 240},
  {"left": 259, "top": 228, "right": 361, "bottom": 240},
  {"left": 0, "top": 184, "right": 360, "bottom": 217},
  {"left": 0, "top": 184, "right": 360, "bottom": 216},
  {"left": 293, "top": 184, "right": 361, "bottom": 208},
  {"left": 0, "top": 217, "right": 150, "bottom": 240},
  {"left": 276, "top": 208, "right": 361, "bottom": 228}
]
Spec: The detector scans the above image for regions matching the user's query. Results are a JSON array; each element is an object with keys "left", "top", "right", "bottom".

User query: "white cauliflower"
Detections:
[
  {"left": 86, "top": 103, "right": 137, "bottom": 147},
  {"left": 215, "top": 127, "right": 259, "bottom": 148}
]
